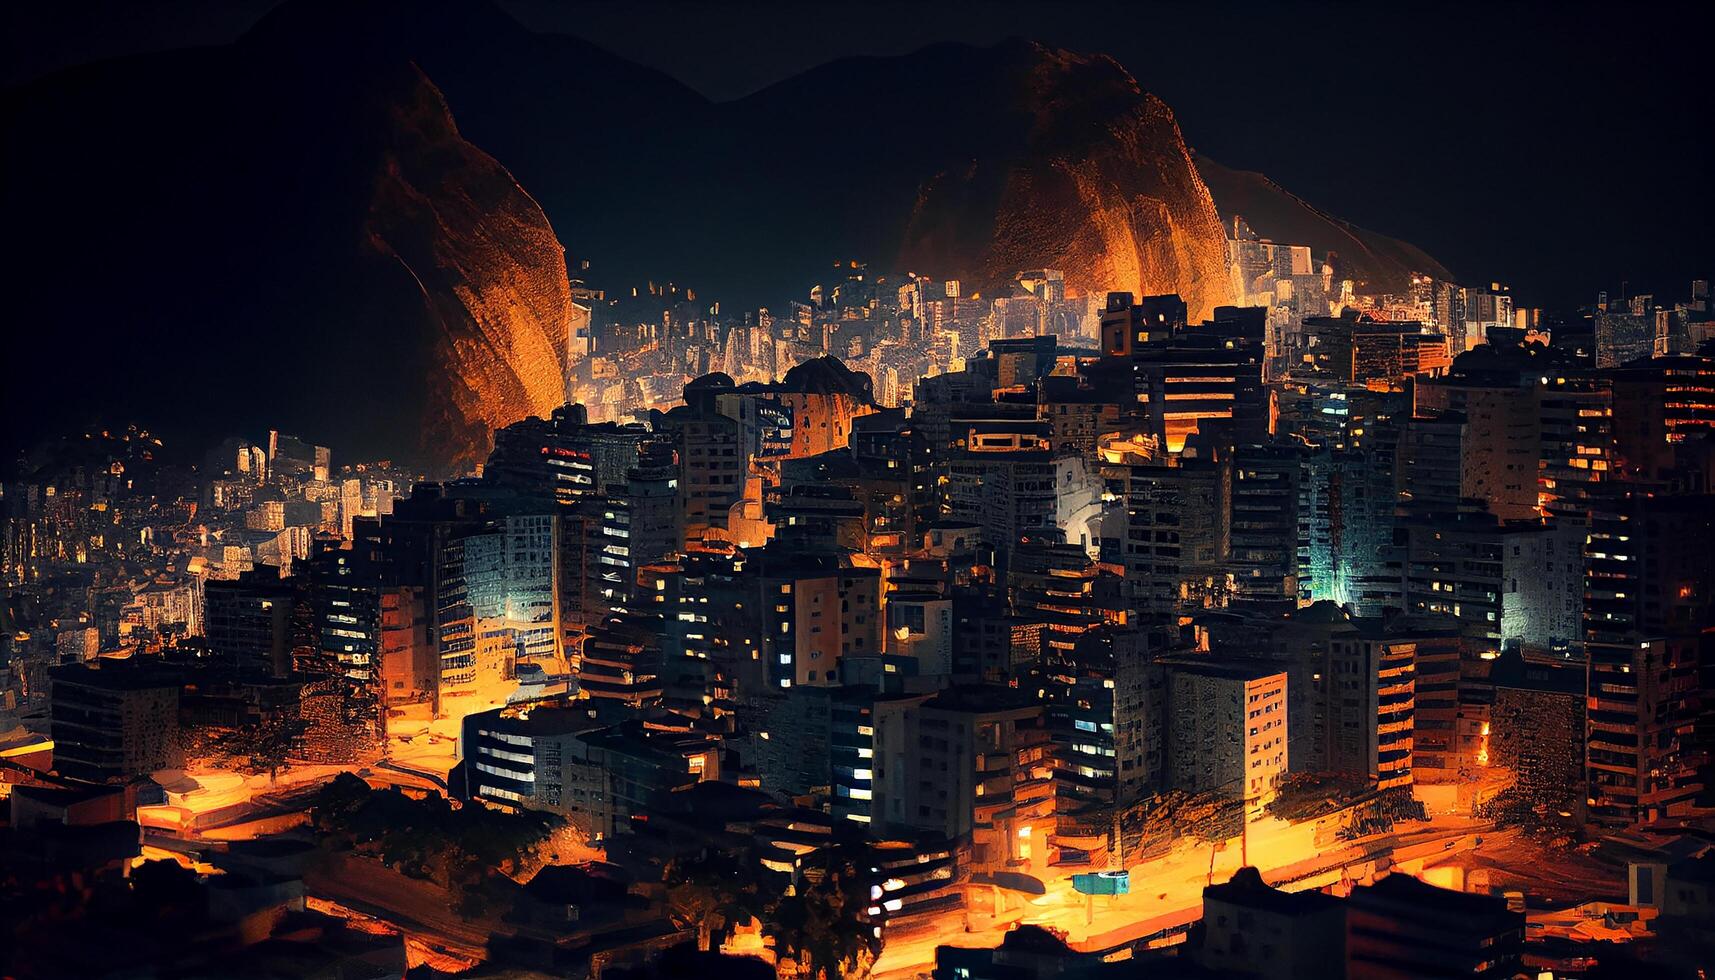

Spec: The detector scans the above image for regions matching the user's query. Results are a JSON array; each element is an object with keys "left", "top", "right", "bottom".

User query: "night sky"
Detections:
[{"left": 8, "top": 0, "right": 1710, "bottom": 310}]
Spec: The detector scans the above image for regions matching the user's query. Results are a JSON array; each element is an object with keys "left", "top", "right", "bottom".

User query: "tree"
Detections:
[
  {"left": 306, "top": 775, "right": 562, "bottom": 915},
  {"left": 659, "top": 843, "right": 876, "bottom": 976},
  {"left": 1118, "top": 789, "right": 1240, "bottom": 864},
  {"left": 760, "top": 853, "right": 878, "bottom": 980},
  {"left": 219, "top": 712, "right": 310, "bottom": 783},
  {"left": 664, "top": 848, "right": 766, "bottom": 952},
  {"left": 310, "top": 771, "right": 373, "bottom": 841}
]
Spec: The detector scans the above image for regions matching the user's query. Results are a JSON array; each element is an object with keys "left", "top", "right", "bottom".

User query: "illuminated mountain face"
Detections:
[
  {"left": 2, "top": 3, "right": 1302, "bottom": 466},
  {"left": 362, "top": 68, "right": 572, "bottom": 470},
  {"left": 894, "top": 45, "right": 1232, "bottom": 322},
  {"left": 2, "top": 16, "right": 576, "bottom": 471},
  {"left": 712, "top": 39, "right": 1231, "bottom": 321}
]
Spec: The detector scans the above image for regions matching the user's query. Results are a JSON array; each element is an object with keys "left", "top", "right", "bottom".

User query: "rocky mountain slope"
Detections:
[
  {"left": 3, "top": 15, "right": 575, "bottom": 470},
  {"left": 728, "top": 39, "right": 1230, "bottom": 319},
  {"left": 4, "top": 0, "right": 1446, "bottom": 467},
  {"left": 363, "top": 68, "right": 575, "bottom": 468},
  {"left": 1194, "top": 153, "right": 1456, "bottom": 295}
]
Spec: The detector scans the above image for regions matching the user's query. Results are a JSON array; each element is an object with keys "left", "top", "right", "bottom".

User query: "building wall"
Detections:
[
  {"left": 1200, "top": 896, "right": 1346, "bottom": 980},
  {"left": 1460, "top": 385, "right": 1541, "bottom": 521},
  {"left": 1346, "top": 879, "right": 1524, "bottom": 979},
  {"left": 872, "top": 693, "right": 1053, "bottom": 874},
  {"left": 1111, "top": 458, "right": 1229, "bottom": 614},
  {"left": 1491, "top": 684, "right": 1582, "bottom": 812},
  {"left": 1499, "top": 521, "right": 1583, "bottom": 656},
  {"left": 378, "top": 586, "right": 433, "bottom": 705},
  {"left": 1165, "top": 666, "right": 1287, "bottom": 804},
  {"left": 50, "top": 674, "right": 182, "bottom": 782}
]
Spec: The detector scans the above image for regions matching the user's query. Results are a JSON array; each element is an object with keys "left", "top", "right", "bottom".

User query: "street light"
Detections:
[{"left": 1205, "top": 774, "right": 1263, "bottom": 887}]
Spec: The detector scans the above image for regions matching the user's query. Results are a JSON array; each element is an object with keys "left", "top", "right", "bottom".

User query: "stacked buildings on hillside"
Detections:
[{"left": 5, "top": 263, "right": 1715, "bottom": 975}]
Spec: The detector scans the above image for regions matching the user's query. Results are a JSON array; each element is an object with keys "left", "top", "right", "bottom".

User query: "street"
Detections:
[{"left": 871, "top": 811, "right": 1496, "bottom": 978}]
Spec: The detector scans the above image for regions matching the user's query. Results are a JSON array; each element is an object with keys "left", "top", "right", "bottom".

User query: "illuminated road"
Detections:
[
  {"left": 871, "top": 813, "right": 1494, "bottom": 979},
  {"left": 139, "top": 743, "right": 1513, "bottom": 980},
  {"left": 141, "top": 691, "right": 495, "bottom": 837},
  {"left": 302, "top": 851, "right": 504, "bottom": 959},
  {"left": 140, "top": 763, "right": 352, "bottom": 835}
]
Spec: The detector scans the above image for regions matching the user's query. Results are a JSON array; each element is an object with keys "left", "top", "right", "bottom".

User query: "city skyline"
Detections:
[{"left": 3, "top": 3, "right": 1714, "bottom": 979}]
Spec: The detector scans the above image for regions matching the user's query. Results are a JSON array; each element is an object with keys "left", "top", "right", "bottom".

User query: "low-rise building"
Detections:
[
  {"left": 1346, "top": 874, "right": 1524, "bottom": 979},
  {"left": 1198, "top": 866, "right": 1345, "bottom": 979}
]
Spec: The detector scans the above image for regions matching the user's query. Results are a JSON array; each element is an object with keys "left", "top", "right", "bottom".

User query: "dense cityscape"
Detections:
[{"left": 4, "top": 2, "right": 1714, "bottom": 980}]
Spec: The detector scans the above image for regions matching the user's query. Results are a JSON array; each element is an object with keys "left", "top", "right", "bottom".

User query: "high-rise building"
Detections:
[
  {"left": 486, "top": 404, "right": 652, "bottom": 504},
  {"left": 1396, "top": 506, "right": 1505, "bottom": 644},
  {"left": 1594, "top": 307, "right": 1654, "bottom": 368},
  {"left": 1395, "top": 409, "right": 1465, "bottom": 512},
  {"left": 652, "top": 544, "right": 756, "bottom": 718},
  {"left": 883, "top": 590, "right": 954, "bottom": 678},
  {"left": 1198, "top": 867, "right": 1347, "bottom": 980},
  {"left": 377, "top": 585, "right": 433, "bottom": 707},
  {"left": 304, "top": 543, "right": 389, "bottom": 727},
  {"left": 754, "top": 545, "right": 882, "bottom": 690},
  {"left": 460, "top": 707, "right": 717, "bottom": 842},
  {"left": 1228, "top": 443, "right": 1302, "bottom": 613},
  {"left": 1100, "top": 291, "right": 1183, "bottom": 358},
  {"left": 204, "top": 566, "right": 302, "bottom": 677},
  {"left": 577, "top": 614, "right": 665, "bottom": 712},
  {"left": 1452, "top": 383, "right": 1542, "bottom": 521},
  {"left": 268, "top": 431, "right": 330, "bottom": 483},
  {"left": 559, "top": 498, "right": 625, "bottom": 634},
  {"left": 464, "top": 512, "right": 561, "bottom": 666},
  {"left": 1161, "top": 658, "right": 1288, "bottom": 808},
  {"left": 945, "top": 414, "right": 1056, "bottom": 571},
  {"left": 1104, "top": 450, "right": 1230, "bottom": 615},
  {"left": 1537, "top": 371, "right": 1613, "bottom": 520},
  {"left": 1291, "top": 387, "right": 1408, "bottom": 614},
  {"left": 656, "top": 377, "right": 751, "bottom": 546},
  {"left": 1029, "top": 625, "right": 1163, "bottom": 843},
  {"left": 50, "top": 661, "right": 182, "bottom": 783},
  {"left": 1609, "top": 350, "right": 1715, "bottom": 481},
  {"left": 871, "top": 686, "right": 1056, "bottom": 875},
  {"left": 1498, "top": 519, "right": 1584, "bottom": 657},
  {"left": 622, "top": 441, "right": 681, "bottom": 566},
  {"left": 1274, "top": 604, "right": 1416, "bottom": 790},
  {"left": 1297, "top": 312, "right": 1451, "bottom": 388},
  {"left": 1485, "top": 649, "right": 1585, "bottom": 816},
  {"left": 1104, "top": 297, "right": 1272, "bottom": 452},
  {"left": 829, "top": 687, "right": 878, "bottom": 826},
  {"left": 1584, "top": 488, "right": 1714, "bottom": 825}
]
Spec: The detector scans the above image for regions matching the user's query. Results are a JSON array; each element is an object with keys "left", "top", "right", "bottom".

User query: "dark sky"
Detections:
[{"left": 6, "top": 0, "right": 1710, "bottom": 309}]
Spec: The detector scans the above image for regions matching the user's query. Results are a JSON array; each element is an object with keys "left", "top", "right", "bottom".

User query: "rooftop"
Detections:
[
  {"left": 522, "top": 862, "right": 630, "bottom": 905},
  {"left": 1204, "top": 866, "right": 1342, "bottom": 916},
  {"left": 1351, "top": 872, "right": 1516, "bottom": 921},
  {"left": 1158, "top": 655, "right": 1287, "bottom": 683},
  {"left": 49, "top": 661, "right": 182, "bottom": 692},
  {"left": 920, "top": 684, "right": 1042, "bottom": 715}
]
